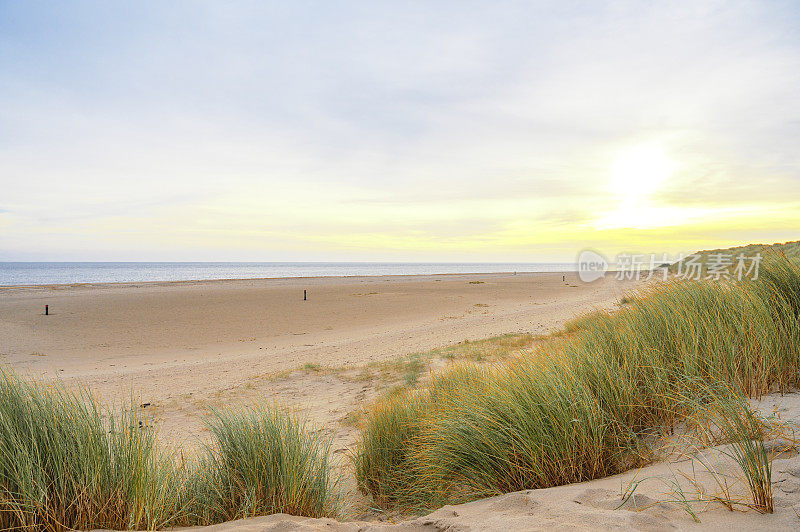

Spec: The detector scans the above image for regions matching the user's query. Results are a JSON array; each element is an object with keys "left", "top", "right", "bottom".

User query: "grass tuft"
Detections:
[
  {"left": 0, "top": 370, "right": 182, "bottom": 531},
  {"left": 184, "top": 406, "right": 342, "bottom": 524}
]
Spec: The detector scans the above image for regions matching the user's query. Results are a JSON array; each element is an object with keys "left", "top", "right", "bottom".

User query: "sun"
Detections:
[
  {"left": 593, "top": 143, "right": 681, "bottom": 230},
  {"left": 609, "top": 143, "right": 676, "bottom": 204}
]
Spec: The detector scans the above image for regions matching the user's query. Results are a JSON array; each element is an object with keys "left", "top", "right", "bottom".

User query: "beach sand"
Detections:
[{"left": 0, "top": 271, "right": 630, "bottom": 448}]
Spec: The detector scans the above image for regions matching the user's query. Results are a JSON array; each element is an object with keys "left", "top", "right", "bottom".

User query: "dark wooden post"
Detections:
[
  {"left": 304, "top": 290, "right": 307, "bottom": 301},
  {"left": 45, "top": 304, "right": 49, "bottom": 315}
]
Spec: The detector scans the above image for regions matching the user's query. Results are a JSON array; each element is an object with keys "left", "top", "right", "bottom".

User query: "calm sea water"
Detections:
[{"left": 0, "top": 262, "right": 577, "bottom": 287}]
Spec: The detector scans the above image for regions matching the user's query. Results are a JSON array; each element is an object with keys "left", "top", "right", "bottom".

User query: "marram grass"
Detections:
[
  {"left": 354, "top": 257, "right": 800, "bottom": 513},
  {"left": 675, "top": 378, "right": 774, "bottom": 513},
  {"left": 184, "top": 406, "right": 342, "bottom": 524},
  {"left": 0, "top": 371, "right": 182, "bottom": 531},
  {"left": 0, "top": 372, "right": 342, "bottom": 530}
]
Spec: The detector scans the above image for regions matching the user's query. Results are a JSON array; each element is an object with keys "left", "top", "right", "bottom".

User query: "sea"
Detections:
[{"left": 0, "top": 262, "right": 576, "bottom": 287}]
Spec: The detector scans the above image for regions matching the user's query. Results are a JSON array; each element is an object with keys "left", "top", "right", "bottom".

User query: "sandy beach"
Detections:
[
  {"left": 0, "top": 271, "right": 631, "bottom": 449},
  {"left": 5, "top": 3, "right": 799, "bottom": 529},
  {"left": 4, "top": 271, "right": 800, "bottom": 531}
]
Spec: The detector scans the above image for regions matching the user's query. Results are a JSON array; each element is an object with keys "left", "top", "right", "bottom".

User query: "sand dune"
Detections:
[{"left": 156, "top": 393, "right": 800, "bottom": 531}]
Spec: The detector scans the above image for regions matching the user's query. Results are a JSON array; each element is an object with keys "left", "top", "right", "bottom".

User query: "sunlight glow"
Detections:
[
  {"left": 609, "top": 143, "right": 676, "bottom": 204},
  {"left": 594, "top": 143, "right": 680, "bottom": 230}
]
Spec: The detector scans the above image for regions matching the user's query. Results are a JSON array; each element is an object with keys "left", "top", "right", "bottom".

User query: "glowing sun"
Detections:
[
  {"left": 609, "top": 143, "right": 676, "bottom": 204},
  {"left": 594, "top": 143, "right": 680, "bottom": 229}
]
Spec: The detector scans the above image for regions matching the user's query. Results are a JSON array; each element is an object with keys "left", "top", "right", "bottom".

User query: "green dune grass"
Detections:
[
  {"left": 353, "top": 256, "right": 800, "bottom": 513},
  {"left": 0, "top": 374, "right": 182, "bottom": 531},
  {"left": 184, "top": 406, "right": 341, "bottom": 525},
  {"left": 0, "top": 376, "right": 342, "bottom": 530}
]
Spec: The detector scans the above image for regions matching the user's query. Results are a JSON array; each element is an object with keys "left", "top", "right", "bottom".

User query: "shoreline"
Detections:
[{"left": 0, "top": 269, "right": 575, "bottom": 291}]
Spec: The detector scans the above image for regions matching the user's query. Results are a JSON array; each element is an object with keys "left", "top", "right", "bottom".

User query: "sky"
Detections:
[{"left": 1, "top": 1, "right": 799, "bottom": 262}]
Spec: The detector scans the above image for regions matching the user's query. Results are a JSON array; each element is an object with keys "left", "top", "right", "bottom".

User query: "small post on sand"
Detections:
[
  {"left": 304, "top": 289, "right": 307, "bottom": 301},
  {"left": 562, "top": 275, "right": 565, "bottom": 282},
  {"left": 45, "top": 304, "right": 49, "bottom": 316}
]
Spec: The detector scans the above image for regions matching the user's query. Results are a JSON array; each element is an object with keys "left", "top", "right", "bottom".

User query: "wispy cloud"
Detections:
[{"left": 1, "top": 1, "right": 798, "bottom": 260}]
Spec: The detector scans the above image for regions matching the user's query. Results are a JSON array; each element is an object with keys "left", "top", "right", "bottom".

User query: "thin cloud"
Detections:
[{"left": 0, "top": 1, "right": 798, "bottom": 260}]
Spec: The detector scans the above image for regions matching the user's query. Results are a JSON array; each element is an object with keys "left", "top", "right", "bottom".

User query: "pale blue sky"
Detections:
[{"left": 1, "top": 1, "right": 799, "bottom": 261}]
